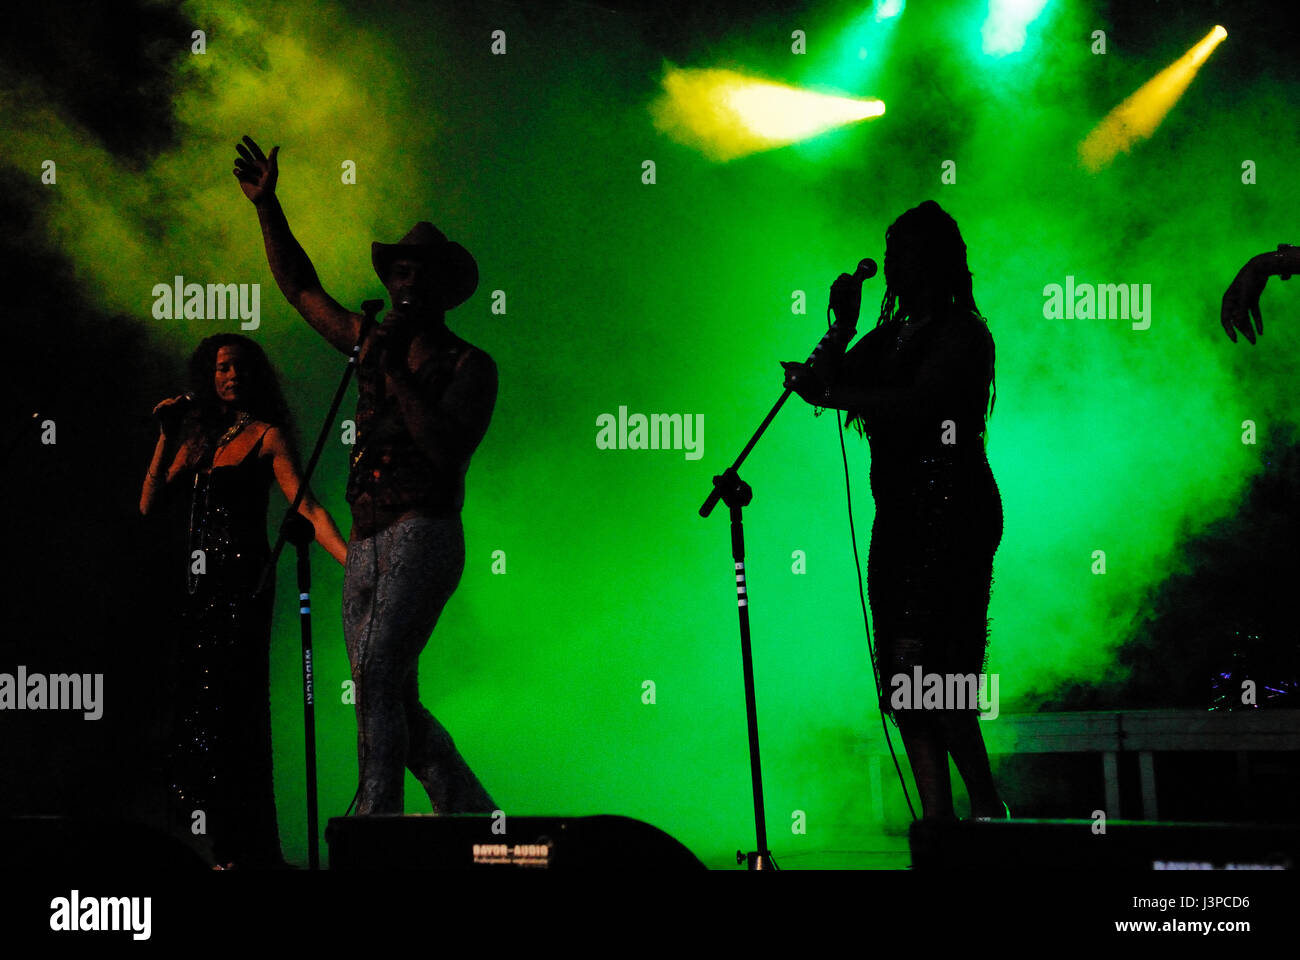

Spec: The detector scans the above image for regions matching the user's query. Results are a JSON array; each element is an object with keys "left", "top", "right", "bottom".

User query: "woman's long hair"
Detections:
[
  {"left": 848, "top": 199, "right": 996, "bottom": 436},
  {"left": 181, "top": 334, "right": 296, "bottom": 464}
]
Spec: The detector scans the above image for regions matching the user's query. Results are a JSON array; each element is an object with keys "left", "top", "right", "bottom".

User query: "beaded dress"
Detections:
[
  {"left": 838, "top": 310, "right": 1002, "bottom": 714},
  {"left": 168, "top": 426, "right": 283, "bottom": 866}
]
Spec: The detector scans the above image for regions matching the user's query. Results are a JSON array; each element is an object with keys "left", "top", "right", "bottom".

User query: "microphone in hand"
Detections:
[
  {"left": 785, "top": 258, "right": 876, "bottom": 406},
  {"left": 830, "top": 258, "right": 876, "bottom": 330},
  {"left": 152, "top": 392, "right": 195, "bottom": 435},
  {"left": 373, "top": 316, "right": 416, "bottom": 378}
]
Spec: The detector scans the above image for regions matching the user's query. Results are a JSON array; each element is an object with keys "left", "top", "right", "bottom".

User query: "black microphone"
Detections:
[
  {"left": 809, "top": 257, "right": 878, "bottom": 367},
  {"left": 387, "top": 288, "right": 423, "bottom": 320},
  {"left": 151, "top": 391, "right": 196, "bottom": 427},
  {"left": 828, "top": 257, "right": 877, "bottom": 330},
  {"left": 355, "top": 299, "right": 385, "bottom": 352},
  {"left": 784, "top": 258, "right": 879, "bottom": 395},
  {"left": 381, "top": 296, "right": 419, "bottom": 352}
]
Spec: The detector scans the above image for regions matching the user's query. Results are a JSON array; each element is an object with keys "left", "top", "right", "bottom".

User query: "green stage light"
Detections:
[
  {"left": 874, "top": 0, "right": 905, "bottom": 21},
  {"left": 982, "top": 0, "right": 1051, "bottom": 56},
  {"left": 821, "top": 1, "right": 904, "bottom": 92}
]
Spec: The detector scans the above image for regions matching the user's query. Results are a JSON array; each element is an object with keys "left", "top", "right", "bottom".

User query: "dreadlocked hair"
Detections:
[{"left": 846, "top": 200, "right": 996, "bottom": 440}]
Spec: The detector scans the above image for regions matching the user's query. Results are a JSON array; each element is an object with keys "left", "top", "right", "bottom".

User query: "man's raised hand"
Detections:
[{"left": 233, "top": 135, "right": 279, "bottom": 206}]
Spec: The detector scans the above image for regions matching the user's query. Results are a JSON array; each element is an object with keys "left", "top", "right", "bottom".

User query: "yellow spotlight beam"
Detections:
[
  {"left": 651, "top": 67, "right": 885, "bottom": 162},
  {"left": 1079, "top": 25, "right": 1227, "bottom": 172}
]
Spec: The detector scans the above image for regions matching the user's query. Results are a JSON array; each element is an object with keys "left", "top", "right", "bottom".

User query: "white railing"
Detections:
[{"left": 864, "top": 709, "right": 1300, "bottom": 820}]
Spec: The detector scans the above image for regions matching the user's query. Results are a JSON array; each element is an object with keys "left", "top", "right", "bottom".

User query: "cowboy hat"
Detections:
[{"left": 371, "top": 221, "right": 478, "bottom": 310}]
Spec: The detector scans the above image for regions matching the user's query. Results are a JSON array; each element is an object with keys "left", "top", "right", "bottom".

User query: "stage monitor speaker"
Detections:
[
  {"left": 0, "top": 816, "right": 210, "bottom": 870},
  {"left": 909, "top": 818, "right": 1297, "bottom": 870},
  {"left": 325, "top": 814, "right": 705, "bottom": 871}
]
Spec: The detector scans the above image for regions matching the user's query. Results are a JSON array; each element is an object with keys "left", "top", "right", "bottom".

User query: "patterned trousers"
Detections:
[{"left": 342, "top": 513, "right": 496, "bottom": 815}]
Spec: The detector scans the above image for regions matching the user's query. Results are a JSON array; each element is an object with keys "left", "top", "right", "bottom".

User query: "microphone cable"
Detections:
[{"left": 824, "top": 303, "right": 918, "bottom": 823}]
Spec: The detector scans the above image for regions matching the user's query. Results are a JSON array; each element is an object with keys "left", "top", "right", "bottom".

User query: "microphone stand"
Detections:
[
  {"left": 256, "top": 298, "right": 383, "bottom": 870},
  {"left": 700, "top": 314, "right": 856, "bottom": 872}
]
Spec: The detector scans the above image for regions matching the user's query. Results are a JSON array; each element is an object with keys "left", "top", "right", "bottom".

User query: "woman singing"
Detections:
[
  {"left": 140, "top": 334, "right": 347, "bottom": 867},
  {"left": 784, "top": 200, "right": 1007, "bottom": 821}
]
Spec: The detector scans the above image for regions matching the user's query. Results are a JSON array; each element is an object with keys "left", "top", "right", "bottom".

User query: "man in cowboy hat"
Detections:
[{"left": 234, "top": 135, "right": 497, "bottom": 816}]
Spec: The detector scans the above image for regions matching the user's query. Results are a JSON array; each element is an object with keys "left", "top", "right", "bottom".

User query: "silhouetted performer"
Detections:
[
  {"left": 1221, "top": 245, "right": 1298, "bottom": 344},
  {"left": 783, "top": 200, "right": 1006, "bottom": 821},
  {"left": 234, "top": 135, "right": 498, "bottom": 815},
  {"left": 141, "top": 334, "right": 347, "bottom": 868}
]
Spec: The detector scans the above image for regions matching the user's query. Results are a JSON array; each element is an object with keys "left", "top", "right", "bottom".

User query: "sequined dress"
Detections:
[
  {"left": 168, "top": 429, "right": 283, "bottom": 866},
  {"left": 840, "top": 312, "right": 1003, "bottom": 712}
]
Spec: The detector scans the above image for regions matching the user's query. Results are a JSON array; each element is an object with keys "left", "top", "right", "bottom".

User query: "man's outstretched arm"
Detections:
[{"left": 234, "top": 134, "right": 361, "bottom": 354}]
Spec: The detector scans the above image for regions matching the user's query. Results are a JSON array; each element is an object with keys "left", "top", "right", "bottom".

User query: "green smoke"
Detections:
[{"left": 6, "top": 0, "right": 1295, "bottom": 866}]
